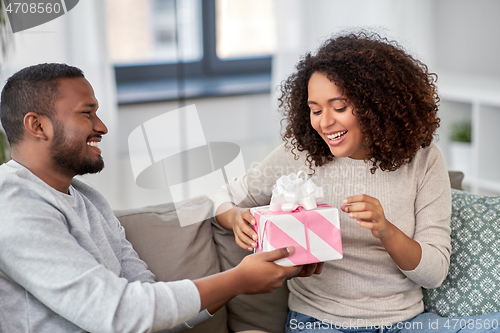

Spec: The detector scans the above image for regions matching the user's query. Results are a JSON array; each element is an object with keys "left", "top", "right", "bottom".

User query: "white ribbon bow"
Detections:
[{"left": 269, "top": 171, "right": 324, "bottom": 211}]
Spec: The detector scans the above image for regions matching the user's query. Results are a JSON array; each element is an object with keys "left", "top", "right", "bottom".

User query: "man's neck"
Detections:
[{"left": 11, "top": 149, "right": 74, "bottom": 194}]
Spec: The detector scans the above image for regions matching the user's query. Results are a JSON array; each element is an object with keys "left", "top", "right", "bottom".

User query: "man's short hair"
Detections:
[{"left": 0, "top": 63, "right": 84, "bottom": 146}]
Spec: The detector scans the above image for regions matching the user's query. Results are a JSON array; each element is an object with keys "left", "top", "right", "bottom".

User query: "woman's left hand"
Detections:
[
  {"left": 341, "top": 194, "right": 422, "bottom": 271},
  {"left": 341, "top": 194, "right": 394, "bottom": 241}
]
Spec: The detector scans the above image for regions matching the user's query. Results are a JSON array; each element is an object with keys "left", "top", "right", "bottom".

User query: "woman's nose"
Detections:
[{"left": 320, "top": 110, "right": 335, "bottom": 129}]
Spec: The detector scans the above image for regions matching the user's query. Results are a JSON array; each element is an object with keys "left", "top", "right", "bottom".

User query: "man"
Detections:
[{"left": 0, "top": 63, "right": 322, "bottom": 332}]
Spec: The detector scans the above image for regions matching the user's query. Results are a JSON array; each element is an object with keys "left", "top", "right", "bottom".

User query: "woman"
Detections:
[{"left": 214, "top": 32, "right": 497, "bottom": 332}]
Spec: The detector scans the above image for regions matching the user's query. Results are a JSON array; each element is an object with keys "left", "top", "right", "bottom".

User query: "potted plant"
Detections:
[
  {"left": 0, "top": 0, "right": 12, "bottom": 164},
  {"left": 0, "top": 130, "right": 10, "bottom": 164},
  {"left": 0, "top": 0, "right": 11, "bottom": 65},
  {"left": 449, "top": 121, "right": 472, "bottom": 180}
]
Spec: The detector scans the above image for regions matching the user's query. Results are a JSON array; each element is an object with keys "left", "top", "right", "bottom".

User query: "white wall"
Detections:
[
  {"left": 115, "top": 93, "right": 282, "bottom": 210},
  {"left": 434, "top": 0, "right": 500, "bottom": 77}
]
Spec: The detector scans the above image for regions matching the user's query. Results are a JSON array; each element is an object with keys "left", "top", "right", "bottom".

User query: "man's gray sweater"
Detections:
[{"left": 0, "top": 160, "right": 201, "bottom": 332}]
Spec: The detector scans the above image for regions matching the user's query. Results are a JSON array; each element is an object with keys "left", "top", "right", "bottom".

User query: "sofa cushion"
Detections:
[
  {"left": 212, "top": 219, "right": 290, "bottom": 333},
  {"left": 448, "top": 171, "right": 464, "bottom": 191},
  {"left": 423, "top": 189, "right": 500, "bottom": 317},
  {"left": 115, "top": 196, "right": 228, "bottom": 333}
]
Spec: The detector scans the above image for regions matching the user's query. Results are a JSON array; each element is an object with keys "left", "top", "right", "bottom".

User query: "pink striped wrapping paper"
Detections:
[{"left": 250, "top": 204, "right": 343, "bottom": 266}]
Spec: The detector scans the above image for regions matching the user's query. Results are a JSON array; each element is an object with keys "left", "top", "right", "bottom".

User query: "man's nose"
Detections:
[{"left": 94, "top": 115, "right": 108, "bottom": 135}]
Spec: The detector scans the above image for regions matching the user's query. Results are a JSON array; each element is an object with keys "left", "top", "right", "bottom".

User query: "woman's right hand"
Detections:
[
  {"left": 231, "top": 207, "right": 259, "bottom": 251},
  {"left": 215, "top": 202, "right": 259, "bottom": 251}
]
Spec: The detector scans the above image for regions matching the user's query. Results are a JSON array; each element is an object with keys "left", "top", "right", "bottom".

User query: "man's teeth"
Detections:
[
  {"left": 87, "top": 141, "right": 99, "bottom": 148},
  {"left": 326, "top": 131, "right": 347, "bottom": 140}
]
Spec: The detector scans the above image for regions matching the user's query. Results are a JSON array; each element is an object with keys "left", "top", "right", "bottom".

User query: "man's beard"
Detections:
[{"left": 50, "top": 121, "right": 104, "bottom": 176}]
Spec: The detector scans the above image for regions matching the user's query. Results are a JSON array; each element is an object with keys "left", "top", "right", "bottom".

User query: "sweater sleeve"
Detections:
[
  {"left": 0, "top": 199, "right": 200, "bottom": 333},
  {"left": 400, "top": 145, "right": 452, "bottom": 288},
  {"left": 214, "top": 144, "right": 305, "bottom": 212},
  {"left": 155, "top": 310, "right": 213, "bottom": 333}
]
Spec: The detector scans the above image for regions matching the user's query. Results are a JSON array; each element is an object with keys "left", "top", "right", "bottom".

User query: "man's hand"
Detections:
[
  {"left": 233, "top": 247, "right": 301, "bottom": 294},
  {"left": 194, "top": 247, "right": 324, "bottom": 312}
]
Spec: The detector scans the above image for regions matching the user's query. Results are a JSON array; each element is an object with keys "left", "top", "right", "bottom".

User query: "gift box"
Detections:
[
  {"left": 250, "top": 172, "right": 343, "bottom": 266},
  {"left": 250, "top": 204, "right": 343, "bottom": 266}
]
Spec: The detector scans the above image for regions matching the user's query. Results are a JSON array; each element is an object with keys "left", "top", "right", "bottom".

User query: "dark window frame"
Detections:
[{"left": 114, "top": 0, "right": 272, "bottom": 104}]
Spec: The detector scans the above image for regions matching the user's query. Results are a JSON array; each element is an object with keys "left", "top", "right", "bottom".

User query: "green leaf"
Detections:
[
  {"left": 0, "top": 0, "right": 13, "bottom": 65},
  {"left": 0, "top": 130, "right": 8, "bottom": 164},
  {"left": 450, "top": 121, "right": 471, "bottom": 143}
]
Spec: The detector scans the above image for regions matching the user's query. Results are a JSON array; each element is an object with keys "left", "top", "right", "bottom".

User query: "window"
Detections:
[
  {"left": 107, "top": 0, "right": 202, "bottom": 64},
  {"left": 216, "top": 0, "right": 276, "bottom": 59},
  {"left": 151, "top": 0, "right": 203, "bottom": 62},
  {"left": 106, "top": 0, "right": 276, "bottom": 104}
]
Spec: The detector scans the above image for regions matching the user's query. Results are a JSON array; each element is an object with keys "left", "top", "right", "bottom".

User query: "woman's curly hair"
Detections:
[{"left": 279, "top": 31, "right": 440, "bottom": 173}]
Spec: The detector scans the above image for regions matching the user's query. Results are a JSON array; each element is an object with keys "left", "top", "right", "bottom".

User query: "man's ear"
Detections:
[{"left": 23, "top": 112, "right": 52, "bottom": 141}]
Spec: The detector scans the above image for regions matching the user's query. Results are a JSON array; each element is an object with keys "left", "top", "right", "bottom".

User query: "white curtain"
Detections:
[{"left": 1, "top": 0, "right": 120, "bottom": 206}]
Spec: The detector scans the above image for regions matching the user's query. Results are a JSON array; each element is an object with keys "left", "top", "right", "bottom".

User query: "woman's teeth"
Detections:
[{"left": 326, "top": 131, "right": 347, "bottom": 140}]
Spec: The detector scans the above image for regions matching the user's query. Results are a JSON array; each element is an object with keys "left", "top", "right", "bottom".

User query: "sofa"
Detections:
[{"left": 114, "top": 171, "right": 500, "bottom": 333}]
